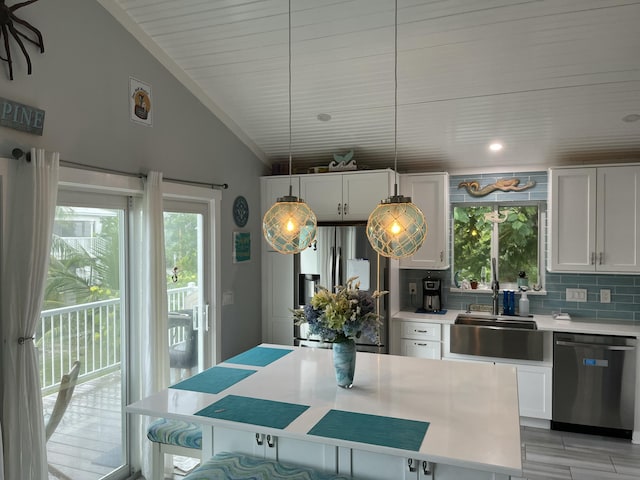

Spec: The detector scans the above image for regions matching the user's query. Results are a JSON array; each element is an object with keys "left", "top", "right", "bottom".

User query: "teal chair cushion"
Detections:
[
  {"left": 147, "top": 418, "right": 202, "bottom": 449},
  {"left": 183, "top": 452, "right": 353, "bottom": 479}
]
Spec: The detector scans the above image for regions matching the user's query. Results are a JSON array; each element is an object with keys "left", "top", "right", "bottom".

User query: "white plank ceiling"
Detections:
[{"left": 105, "top": 0, "right": 640, "bottom": 173}]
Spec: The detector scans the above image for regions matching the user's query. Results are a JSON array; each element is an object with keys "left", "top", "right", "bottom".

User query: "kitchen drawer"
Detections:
[
  {"left": 400, "top": 321, "right": 441, "bottom": 342},
  {"left": 400, "top": 339, "right": 440, "bottom": 359}
]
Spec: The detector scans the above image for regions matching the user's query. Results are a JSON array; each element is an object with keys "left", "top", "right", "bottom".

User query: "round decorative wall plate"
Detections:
[{"left": 233, "top": 195, "right": 249, "bottom": 227}]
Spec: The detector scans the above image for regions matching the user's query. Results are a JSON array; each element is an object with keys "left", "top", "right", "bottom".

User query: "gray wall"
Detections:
[{"left": 0, "top": 0, "right": 268, "bottom": 359}]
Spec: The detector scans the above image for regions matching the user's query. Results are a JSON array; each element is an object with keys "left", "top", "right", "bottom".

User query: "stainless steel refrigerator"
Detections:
[{"left": 293, "top": 223, "right": 389, "bottom": 353}]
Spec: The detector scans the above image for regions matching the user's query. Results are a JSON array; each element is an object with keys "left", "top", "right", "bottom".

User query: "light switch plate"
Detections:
[
  {"left": 566, "top": 288, "right": 587, "bottom": 302},
  {"left": 600, "top": 289, "right": 611, "bottom": 303},
  {"left": 222, "top": 290, "right": 234, "bottom": 305}
]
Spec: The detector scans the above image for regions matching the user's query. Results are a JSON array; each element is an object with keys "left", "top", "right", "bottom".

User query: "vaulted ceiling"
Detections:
[{"left": 103, "top": 0, "right": 640, "bottom": 173}]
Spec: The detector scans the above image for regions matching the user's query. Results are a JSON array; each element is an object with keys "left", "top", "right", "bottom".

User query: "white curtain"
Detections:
[
  {"left": 131, "top": 171, "right": 169, "bottom": 478},
  {"left": 1, "top": 149, "right": 59, "bottom": 480}
]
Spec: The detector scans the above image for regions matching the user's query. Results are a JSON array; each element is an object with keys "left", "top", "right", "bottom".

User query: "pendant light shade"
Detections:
[
  {"left": 367, "top": 193, "right": 426, "bottom": 259},
  {"left": 263, "top": 193, "right": 317, "bottom": 254},
  {"left": 262, "top": 0, "right": 317, "bottom": 254},
  {"left": 366, "top": 0, "right": 426, "bottom": 258}
]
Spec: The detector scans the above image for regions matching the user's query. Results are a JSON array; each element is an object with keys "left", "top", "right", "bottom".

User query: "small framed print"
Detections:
[
  {"left": 129, "top": 77, "right": 153, "bottom": 127},
  {"left": 233, "top": 231, "right": 251, "bottom": 263}
]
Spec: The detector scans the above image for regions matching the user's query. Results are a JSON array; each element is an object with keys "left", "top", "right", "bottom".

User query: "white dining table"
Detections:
[{"left": 127, "top": 344, "right": 522, "bottom": 479}]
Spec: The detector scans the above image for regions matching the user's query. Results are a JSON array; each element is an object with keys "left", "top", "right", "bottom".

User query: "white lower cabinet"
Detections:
[
  {"left": 444, "top": 358, "right": 552, "bottom": 420},
  {"left": 512, "top": 364, "right": 552, "bottom": 420},
  {"left": 397, "top": 321, "right": 442, "bottom": 360},
  {"left": 213, "top": 426, "right": 337, "bottom": 471},
  {"left": 349, "top": 448, "right": 508, "bottom": 480},
  {"left": 213, "top": 426, "right": 509, "bottom": 479}
]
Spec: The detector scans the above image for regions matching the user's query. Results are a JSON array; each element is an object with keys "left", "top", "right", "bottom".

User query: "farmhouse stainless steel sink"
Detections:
[
  {"left": 450, "top": 314, "right": 544, "bottom": 361},
  {"left": 454, "top": 314, "right": 538, "bottom": 330}
]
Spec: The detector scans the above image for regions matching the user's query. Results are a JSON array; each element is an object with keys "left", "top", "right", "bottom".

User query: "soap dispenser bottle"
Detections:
[{"left": 519, "top": 289, "right": 530, "bottom": 317}]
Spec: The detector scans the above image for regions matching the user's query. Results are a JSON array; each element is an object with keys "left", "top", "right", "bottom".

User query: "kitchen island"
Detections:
[{"left": 128, "top": 345, "right": 522, "bottom": 479}]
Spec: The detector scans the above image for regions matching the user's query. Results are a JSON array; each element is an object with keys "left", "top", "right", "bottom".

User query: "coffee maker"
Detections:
[{"left": 422, "top": 278, "right": 442, "bottom": 312}]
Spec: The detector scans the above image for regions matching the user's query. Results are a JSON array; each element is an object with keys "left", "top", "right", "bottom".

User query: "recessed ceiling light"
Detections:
[
  {"left": 622, "top": 114, "right": 640, "bottom": 123},
  {"left": 317, "top": 113, "right": 332, "bottom": 122},
  {"left": 489, "top": 142, "right": 503, "bottom": 152}
]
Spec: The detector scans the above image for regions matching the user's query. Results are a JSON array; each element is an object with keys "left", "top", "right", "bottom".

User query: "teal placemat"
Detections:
[
  {"left": 196, "top": 395, "right": 309, "bottom": 429},
  {"left": 308, "top": 409, "right": 429, "bottom": 451},
  {"left": 225, "top": 346, "right": 293, "bottom": 367},
  {"left": 170, "top": 366, "right": 256, "bottom": 394}
]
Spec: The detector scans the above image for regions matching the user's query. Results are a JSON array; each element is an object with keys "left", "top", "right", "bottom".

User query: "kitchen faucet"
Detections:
[{"left": 491, "top": 257, "right": 499, "bottom": 315}]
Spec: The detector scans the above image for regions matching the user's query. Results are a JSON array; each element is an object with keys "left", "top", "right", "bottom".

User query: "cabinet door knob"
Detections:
[
  {"left": 255, "top": 433, "right": 264, "bottom": 445},
  {"left": 599, "top": 252, "right": 603, "bottom": 265},
  {"left": 591, "top": 252, "right": 596, "bottom": 265},
  {"left": 344, "top": 203, "right": 348, "bottom": 215},
  {"left": 337, "top": 203, "right": 342, "bottom": 215},
  {"left": 407, "top": 458, "right": 417, "bottom": 472},
  {"left": 440, "top": 251, "right": 444, "bottom": 262},
  {"left": 422, "top": 461, "right": 432, "bottom": 475}
]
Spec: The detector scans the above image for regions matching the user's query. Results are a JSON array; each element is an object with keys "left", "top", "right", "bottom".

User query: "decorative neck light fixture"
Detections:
[
  {"left": 263, "top": 0, "right": 317, "bottom": 254},
  {"left": 366, "top": 0, "right": 427, "bottom": 259}
]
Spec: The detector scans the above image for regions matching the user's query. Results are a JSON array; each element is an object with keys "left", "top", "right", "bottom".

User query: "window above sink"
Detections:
[{"left": 452, "top": 203, "right": 546, "bottom": 292}]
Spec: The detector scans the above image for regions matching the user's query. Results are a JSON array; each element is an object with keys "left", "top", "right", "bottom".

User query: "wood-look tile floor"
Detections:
[
  {"left": 170, "top": 426, "right": 640, "bottom": 480},
  {"left": 516, "top": 426, "right": 640, "bottom": 480}
]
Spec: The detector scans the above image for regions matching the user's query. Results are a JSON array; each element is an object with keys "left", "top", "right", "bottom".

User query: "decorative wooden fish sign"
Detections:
[
  {"left": 329, "top": 150, "right": 357, "bottom": 171},
  {"left": 458, "top": 177, "right": 536, "bottom": 197}
]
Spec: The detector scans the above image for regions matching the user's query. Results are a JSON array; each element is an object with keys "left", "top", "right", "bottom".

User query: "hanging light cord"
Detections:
[
  {"left": 287, "top": 0, "right": 293, "bottom": 196},
  {"left": 393, "top": 0, "right": 399, "bottom": 196}
]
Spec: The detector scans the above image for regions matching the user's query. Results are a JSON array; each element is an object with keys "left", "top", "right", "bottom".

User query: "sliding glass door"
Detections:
[
  {"left": 40, "top": 193, "right": 128, "bottom": 479},
  {"left": 164, "top": 200, "right": 210, "bottom": 382}
]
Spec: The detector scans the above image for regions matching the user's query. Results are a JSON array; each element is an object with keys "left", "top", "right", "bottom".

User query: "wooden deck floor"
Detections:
[{"left": 45, "top": 371, "right": 123, "bottom": 480}]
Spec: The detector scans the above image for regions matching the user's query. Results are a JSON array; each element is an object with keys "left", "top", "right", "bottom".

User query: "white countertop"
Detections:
[
  {"left": 128, "top": 344, "right": 522, "bottom": 476},
  {"left": 394, "top": 309, "right": 640, "bottom": 337}
]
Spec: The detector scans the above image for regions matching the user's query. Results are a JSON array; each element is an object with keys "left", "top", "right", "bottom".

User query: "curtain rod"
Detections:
[{"left": 10, "top": 148, "right": 229, "bottom": 190}]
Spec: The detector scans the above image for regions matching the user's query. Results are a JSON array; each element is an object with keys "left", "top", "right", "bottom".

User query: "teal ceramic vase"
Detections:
[{"left": 333, "top": 339, "right": 356, "bottom": 388}]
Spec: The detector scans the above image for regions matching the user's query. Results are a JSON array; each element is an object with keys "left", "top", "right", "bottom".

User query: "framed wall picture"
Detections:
[
  {"left": 129, "top": 77, "right": 153, "bottom": 127},
  {"left": 233, "top": 231, "right": 250, "bottom": 263}
]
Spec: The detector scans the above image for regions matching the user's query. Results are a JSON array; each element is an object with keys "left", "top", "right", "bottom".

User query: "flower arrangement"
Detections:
[{"left": 293, "top": 277, "right": 387, "bottom": 343}]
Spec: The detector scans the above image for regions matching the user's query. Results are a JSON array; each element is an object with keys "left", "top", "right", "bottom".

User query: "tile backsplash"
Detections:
[
  {"left": 400, "top": 269, "right": 640, "bottom": 322},
  {"left": 399, "top": 171, "right": 640, "bottom": 322}
]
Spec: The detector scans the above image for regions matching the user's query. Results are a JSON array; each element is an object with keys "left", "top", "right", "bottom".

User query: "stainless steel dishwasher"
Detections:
[{"left": 552, "top": 332, "right": 637, "bottom": 438}]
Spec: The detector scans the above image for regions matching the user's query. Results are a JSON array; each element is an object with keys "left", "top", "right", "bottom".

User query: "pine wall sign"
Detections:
[{"left": 0, "top": 0, "right": 44, "bottom": 80}]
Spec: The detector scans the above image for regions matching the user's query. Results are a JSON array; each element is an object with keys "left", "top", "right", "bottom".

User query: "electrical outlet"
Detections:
[
  {"left": 409, "top": 283, "right": 417, "bottom": 295},
  {"left": 600, "top": 289, "right": 611, "bottom": 303},
  {"left": 566, "top": 288, "right": 587, "bottom": 302}
]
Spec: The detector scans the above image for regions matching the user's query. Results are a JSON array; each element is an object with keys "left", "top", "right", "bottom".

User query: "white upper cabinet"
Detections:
[
  {"left": 398, "top": 173, "right": 450, "bottom": 269},
  {"left": 549, "top": 165, "right": 640, "bottom": 273},
  {"left": 299, "top": 170, "right": 392, "bottom": 222},
  {"left": 261, "top": 176, "right": 301, "bottom": 219}
]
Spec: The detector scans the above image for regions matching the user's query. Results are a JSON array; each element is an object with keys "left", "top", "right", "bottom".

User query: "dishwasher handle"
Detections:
[{"left": 555, "top": 340, "right": 636, "bottom": 351}]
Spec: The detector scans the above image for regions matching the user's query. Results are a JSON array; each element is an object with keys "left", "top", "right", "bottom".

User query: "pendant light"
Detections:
[
  {"left": 366, "top": 0, "right": 427, "bottom": 259},
  {"left": 263, "top": 0, "right": 317, "bottom": 254}
]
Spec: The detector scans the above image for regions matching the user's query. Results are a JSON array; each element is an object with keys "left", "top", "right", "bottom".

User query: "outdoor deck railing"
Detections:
[{"left": 39, "top": 285, "right": 197, "bottom": 394}]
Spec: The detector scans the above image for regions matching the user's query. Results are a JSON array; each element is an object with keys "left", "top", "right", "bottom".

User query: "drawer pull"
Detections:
[
  {"left": 414, "top": 329, "right": 429, "bottom": 333},
  {"left": 416, "top": 343, "right": 428, "bottom": 346}
]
